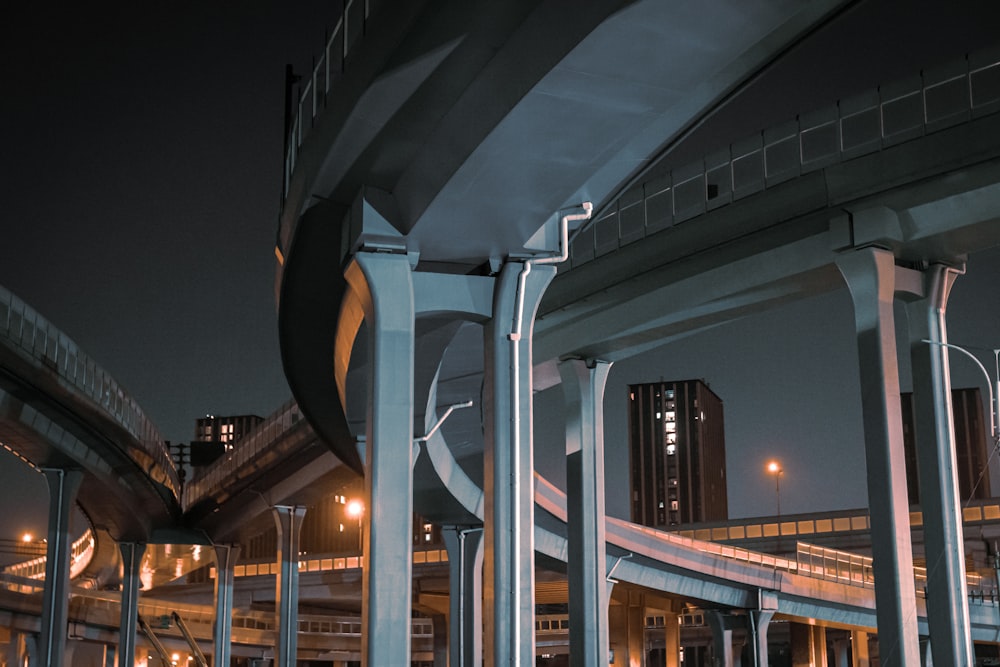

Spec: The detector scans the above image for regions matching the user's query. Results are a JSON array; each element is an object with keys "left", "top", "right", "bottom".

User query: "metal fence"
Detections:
[
  {"left": 283, "top": 0, "right": 380, "bottom": 196},
  {"left": 795, "top": 541, "right": 987, "bottom": 601}
]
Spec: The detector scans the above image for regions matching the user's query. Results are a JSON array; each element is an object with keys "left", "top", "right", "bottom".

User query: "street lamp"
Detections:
[
  {"left": 924, "top": 341, "right": 1000, "bottom": 498},
  {"left": 346, "top": 499, "right": 364, "bottom": 554},
  {"left": 767, "top": 460, "right": 783, "bottom": 553},
  {"left": 766, "top": 461, "right": 783, "bottom": 519}
]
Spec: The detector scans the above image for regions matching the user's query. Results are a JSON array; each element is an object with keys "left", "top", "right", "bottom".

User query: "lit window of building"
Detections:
[{"left": 628, "top": 379, "right": 727, "bottom": 528}]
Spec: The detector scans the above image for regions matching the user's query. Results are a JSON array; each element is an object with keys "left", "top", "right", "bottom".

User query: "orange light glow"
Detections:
[{"left": 346, "top": 500, "right": 364, "bottom": 518}]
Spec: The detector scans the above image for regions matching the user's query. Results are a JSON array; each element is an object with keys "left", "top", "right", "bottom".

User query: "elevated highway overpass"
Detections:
[
  {"left": 271, "top": 0, "right": 1000, "bottom": 661},
  {"left": 2, "top": 0, "right": 1000, "bottom": 664}
]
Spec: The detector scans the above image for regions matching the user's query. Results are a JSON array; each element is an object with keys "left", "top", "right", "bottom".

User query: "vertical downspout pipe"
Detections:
[{"left": 506, "top": 202, "right": 591, "bottom": 662}]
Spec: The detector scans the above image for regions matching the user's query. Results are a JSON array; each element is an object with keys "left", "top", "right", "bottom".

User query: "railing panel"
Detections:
[
  {"left": 594, "top": 207, "right": 620, "bottom": 257},
  {"left": 923, "top": 60, "right": 972, "bottom": 132},
  {"left": 618, "top": 188, "right": 646, "bottom": 246},
  {"left": 644, "top": 174, "right": 673, "bottom": 233},
  {"left": 672, "top": 160, "right": 706, "bottom": 223},
  {"left": 731, "top": 135, "right": 764, "bottom": 200},
  {"left": 704, "top": 148, "right": 732, "bottom": 211},
  {"left": 763, "top": 119, "right": 800, "bottom": 186},
  {"left": 799, "top": 106, "right": 840, "bottom": 172},
  {"left": 970, "top": 47, "right": 1000, "bottom": 115},
  {"left": 879, "top": 76, "right": 924, "bottom": 146}
]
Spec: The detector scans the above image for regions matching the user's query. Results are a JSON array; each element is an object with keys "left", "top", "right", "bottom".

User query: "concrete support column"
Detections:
[
  {"left": 346, "top": 251, "right": 416, "bottom": 666},
  {"left": 705, "top": 610, "right": 734, "bottom": 667},
  {"left": 790, "top": 623, "right": 824, "bottom": 667},
  {"left": 664, "top": 610, "right": 681, "bottom": 667},
  {"left": 792, "top": 627, "right": 809, "bottom": 666},
  {"left": 626, "top": 594, "right": 644, "bottom": 666},
  {"left": 23, "top": 633, "right": 37, "bottom": 667},
  {"left": 39, "top": 468, "right": 83, "bottom": 667},
  {"left": 832, "top": 639, "right": 849, "bottom": 667},
  {"left": 213, "top": 543, "right": 241, "bottom": 667},
  {"left": 851, "top": 630, "right": 871, "bottom": 667},
  {"left": 442, "top": 527, "right": 483, "bottom": 667},
  {"left": 431, "top": 612, "right": 448, "bottom": 667},
  {"left": 607, "top": 590, "right": 644, "bottom": 666},
  {"left": 747, "top": 610, "right": 774, "bottom": 667},
  {"left": 835, "top": 247, "right": 920, "bottom": 666},
  {"left": 559, "top": 357, "right": 612, "bottom": 667},
  {"left": 117, "top": 541, "right": 145, "bottom": 667},
  {"left": 483, "top": 261, "right": 556, "bottom": 666},
  {"left": 812, "top": 626, "right": 828, "bottom": 667},
  {"left": 905, "top": 263, "right": 974, "bottom": 667},
  {"left": 272, "top": 504, "right": 306, "bottom": 667}
]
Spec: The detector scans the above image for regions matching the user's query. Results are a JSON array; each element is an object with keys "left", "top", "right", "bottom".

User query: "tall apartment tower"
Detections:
[
  {"left": 628, "top": 380, "right": 728, "bottom": 528},
  {"left": 900, "top": 387, "right": 991, "bottom": 506},
  {"left": 190, "top": 413, "right": 264, "bottom": 466}
]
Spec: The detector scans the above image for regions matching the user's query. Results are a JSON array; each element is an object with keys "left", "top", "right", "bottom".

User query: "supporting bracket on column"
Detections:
[
  {"left": 606, "top": 553, "right": 632, "bottom": 585},
  {"left": 416, "top": 400, "right": 474, "bottom": 442}
]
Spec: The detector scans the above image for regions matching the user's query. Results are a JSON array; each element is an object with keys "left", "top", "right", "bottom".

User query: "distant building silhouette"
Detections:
[
  {"left": 194, "top": 413, "right": 264, "bottom": 446},
  {"left": 900, "top": 387, "right": 991, "bottom": 506},
  {"left": 628, "top": 380, "right": 727, "bottom": 528},
  {"left": 190, "top": 413, "right": 264, "bottom": 466}
]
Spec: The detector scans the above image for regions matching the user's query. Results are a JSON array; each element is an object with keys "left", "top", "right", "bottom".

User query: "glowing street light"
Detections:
[
  {"left": 346, "top": 500, "right": 364, "bottom": 554},
  {"left": 346, "top": 499, "right": 364, "bottom": 520},
  {"left": 21, "top": 533, "right": 32, "bottom": 543},
  {"left": 767, "top": 460, "right": 784, "bottom": 553},
  {"left": 766, "top": 461, "right": 783, "bottom": 519}
]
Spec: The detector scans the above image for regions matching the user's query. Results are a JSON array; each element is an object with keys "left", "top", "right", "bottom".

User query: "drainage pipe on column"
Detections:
[{"left": 507, "top": 202, "right": 592, "bottom": 662}]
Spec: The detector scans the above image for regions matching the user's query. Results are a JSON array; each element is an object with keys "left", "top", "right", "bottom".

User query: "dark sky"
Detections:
[
  {"left": 0, "top": 2, "right": 334, "bottom": 539},
  {"left": 1, "top": 1, "right": 999, "bottom": 540}
]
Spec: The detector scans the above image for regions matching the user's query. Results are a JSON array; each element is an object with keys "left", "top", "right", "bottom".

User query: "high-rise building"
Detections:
[
  {"left": 628, "top": 380, "right": 727, "bottom": 528},
  {"left": 191, "top": 414, "right": 264, "bottom": 466},
  {"left": 900, "top": 387, "right": 991, "bottom": 506},
  {"left": 195, "top": 414, "right": 264, "bottom": 446}
]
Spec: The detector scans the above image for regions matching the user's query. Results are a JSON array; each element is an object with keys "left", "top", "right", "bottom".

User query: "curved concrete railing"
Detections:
[
  {"left": 69, "top": 590, "right": 435, "bottom": 647},
  {"left": 0, "top": 287, "right": 180, "bottom": 498},
  {"left": 534, "top": 474, "right": 990, "bottom": 605},
  {"left": 283, "top": 0, "right": 381, "bottom": 198},
  {"left": 182, "top": 398, "right": 306, "bottom": 509},
  {"left": 1, "top": 529, "right": 96, "bottom": 586},
  {"left": 569, "top": 45, "right": 1000, "bottom": 269}
]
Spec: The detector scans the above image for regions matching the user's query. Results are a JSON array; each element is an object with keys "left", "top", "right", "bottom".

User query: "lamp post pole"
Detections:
[
  {"left": 347, "top": 500, "right": 364, "bottom": 556},
  {"left": 767, "top": 461, "right": 783, "bottom": 553},
  {"left": 767, "top": 461, "right": 783, "bottom": 518},
  {"left": 924, "top": 341, "right": 1000, "bottom": 492}
]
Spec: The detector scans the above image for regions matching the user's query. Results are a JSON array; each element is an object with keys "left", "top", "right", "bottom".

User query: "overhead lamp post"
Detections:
[
  {"left": 924, "top": 341, "right": 1000, "bottom": 444},
  {"left": 924, "top": 341, "right": 1000, "bottom": 498},
  {"left": 766, "top": 460, "right": 783, "bottom": 519},
  {"left": 346, "top": 499, "right": 364, "bottom": 555}
]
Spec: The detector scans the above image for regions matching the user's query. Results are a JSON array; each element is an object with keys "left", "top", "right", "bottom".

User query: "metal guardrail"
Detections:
[
  {"left": 569, "top": 45, "right": 1000, "bottom": 268},
  {"left": 182, "top": 398, "right": 305, "bottom": 508},
  {"left": 677, "top": 499, "right": 1000, "bottom": 547},
  {"left": 283, "top": 0, "right": 379, "bottom": 197},
  {"left": 0, "top": 287, "right": 180, "bottom": 498},
  {"left": 1, "top": 529, "right": 95, "bottom": 583},
  {"left": 795, "top": 541, "right": 986, "bottom": 599},
  {"left": 72, "top": 589, "right": 434, "bottom": 639},
  {"left": 218, "top": 547, "right": 448, "bottom": 579}
]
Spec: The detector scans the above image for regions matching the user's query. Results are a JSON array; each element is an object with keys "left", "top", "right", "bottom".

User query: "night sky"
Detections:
[{"left": 1, "top": 1, "right": 999, "bottom": 541}]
